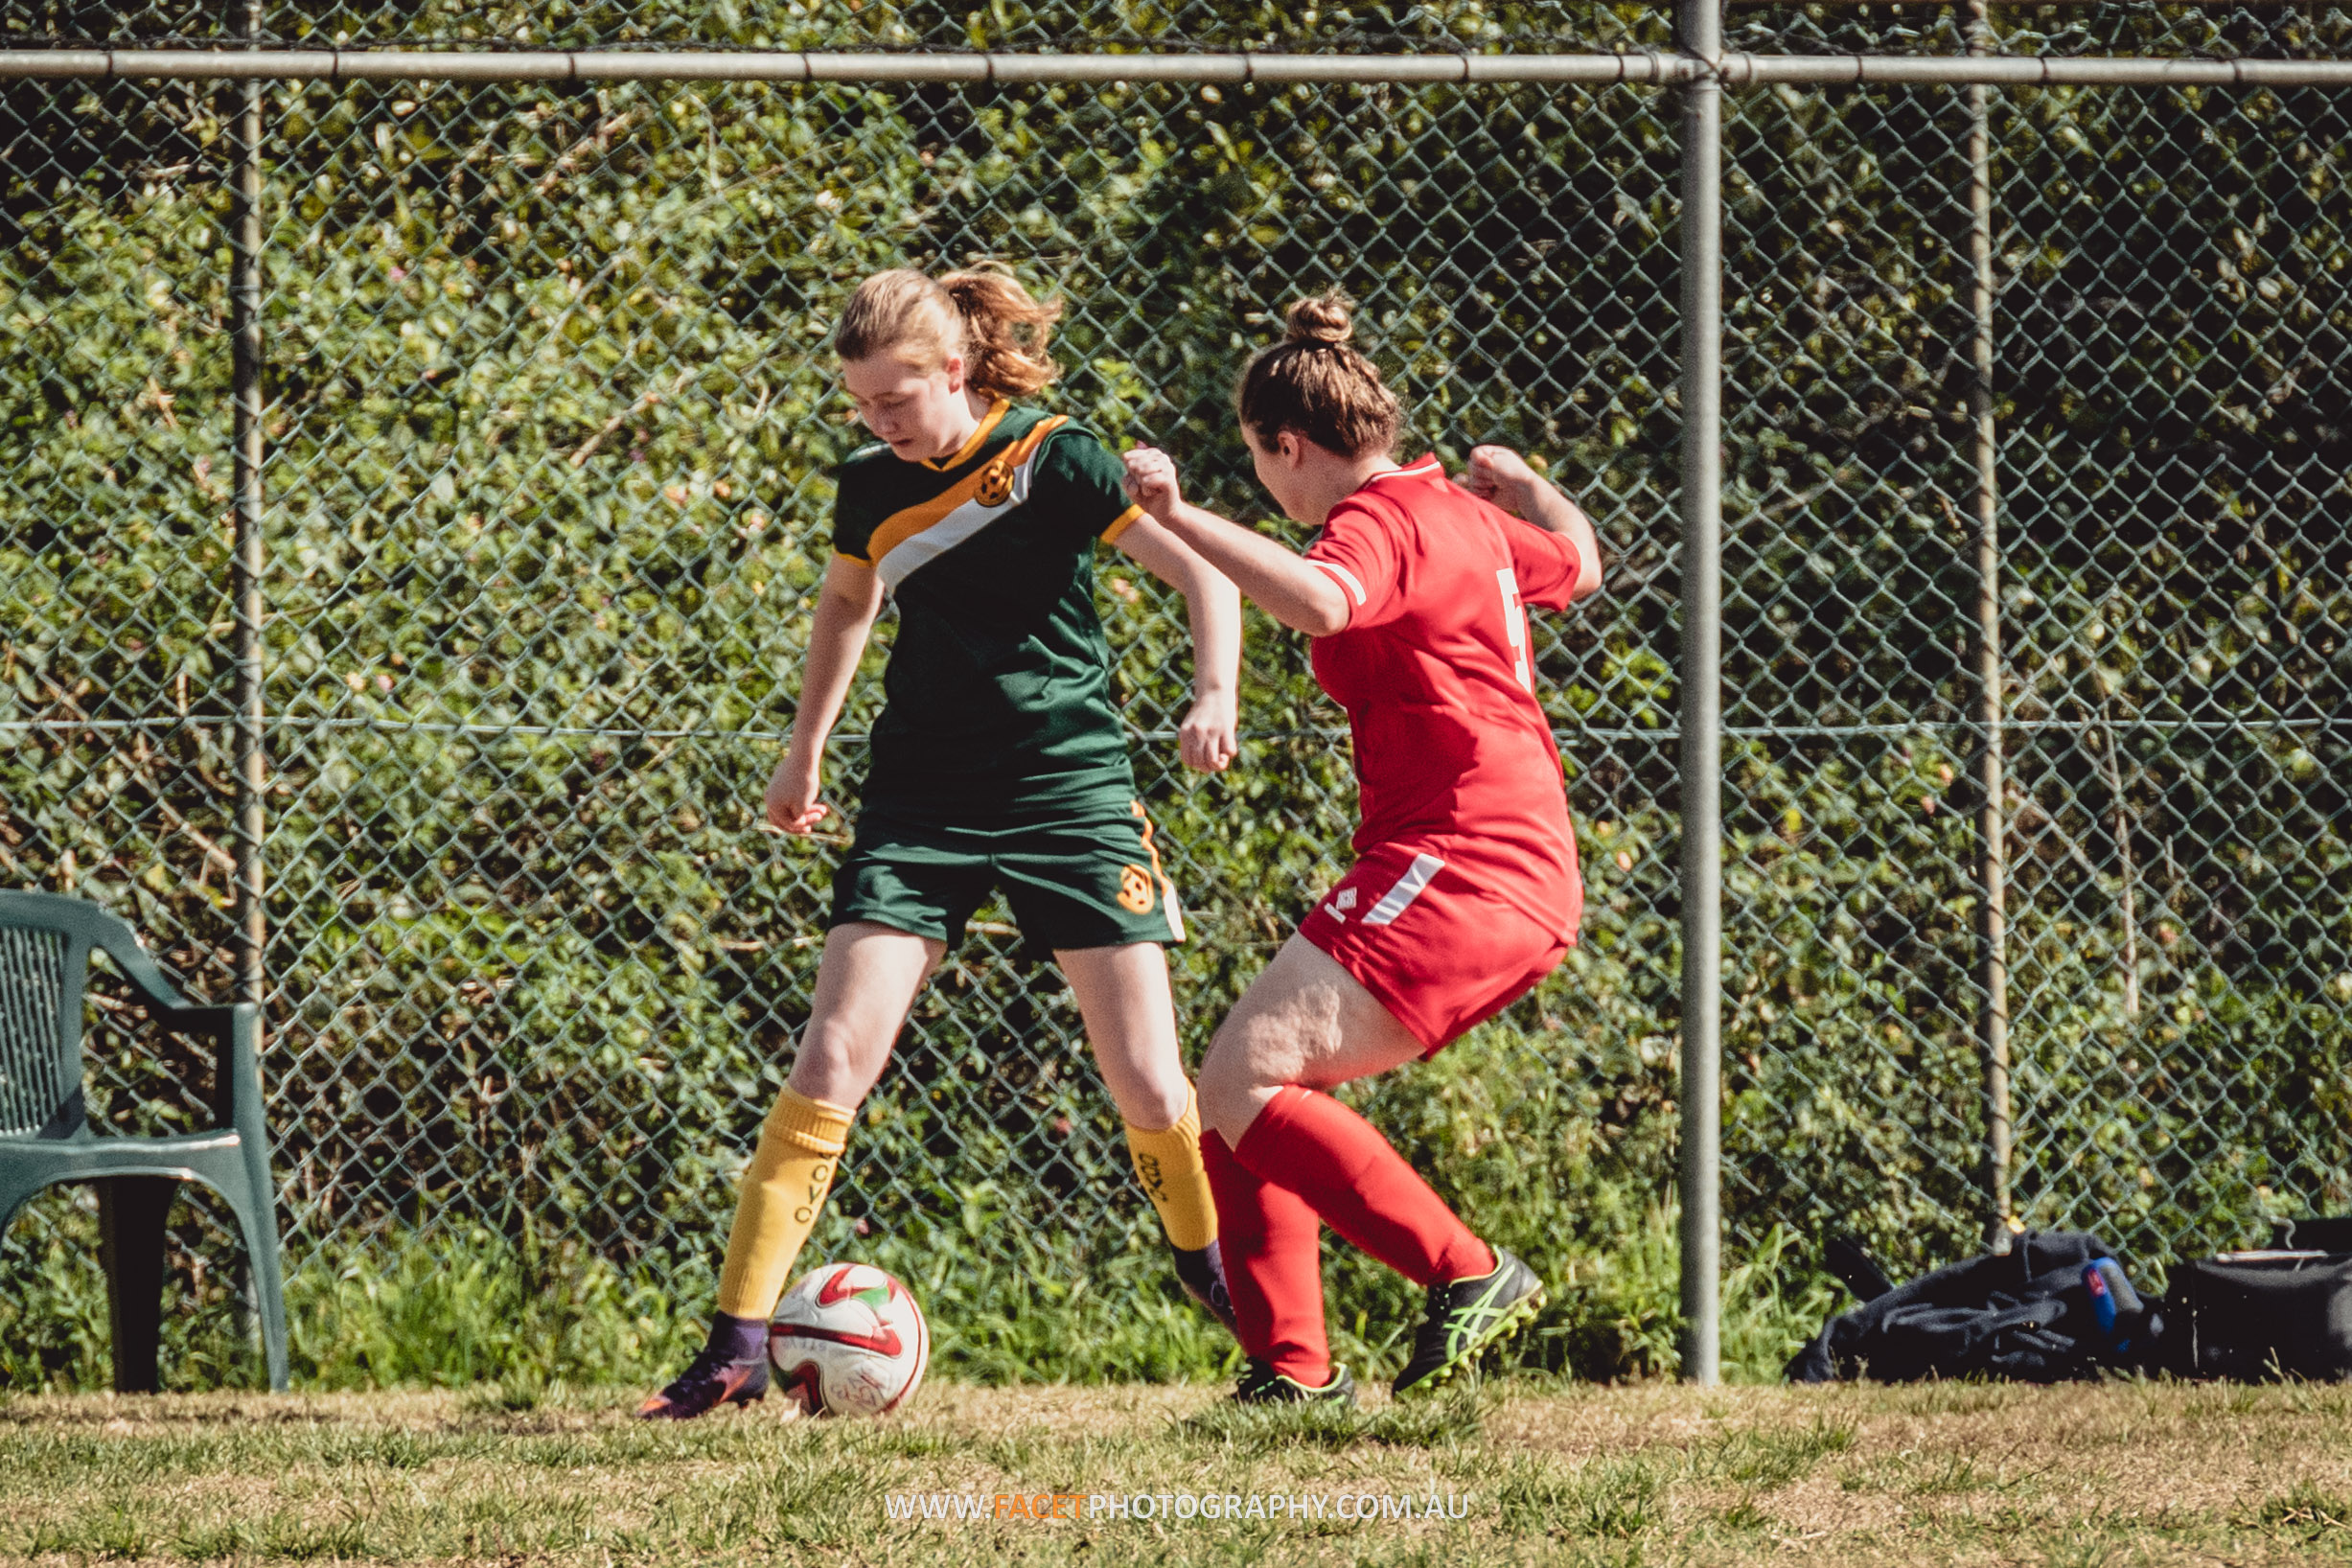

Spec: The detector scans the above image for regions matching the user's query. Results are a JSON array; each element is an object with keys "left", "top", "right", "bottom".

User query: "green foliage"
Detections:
[
  {"left": 3, "top": 11, "right": 2347, "bottom": 1396},
  {"left": 0, "top": 1204, "right": 703, "bottom": 1392},
  {"left": 0, "top": 1183, "right": 1826, "bottom": 1392}
]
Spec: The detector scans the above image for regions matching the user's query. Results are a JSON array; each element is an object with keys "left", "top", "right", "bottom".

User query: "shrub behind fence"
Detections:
[{"left": 2, "top": 6, "right": 2347, "bottom": 1382}]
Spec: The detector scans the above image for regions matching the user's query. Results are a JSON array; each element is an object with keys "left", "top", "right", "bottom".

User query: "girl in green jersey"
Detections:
[{"left": 643, "top": 267, "right": 1241, "bottom": 1418}]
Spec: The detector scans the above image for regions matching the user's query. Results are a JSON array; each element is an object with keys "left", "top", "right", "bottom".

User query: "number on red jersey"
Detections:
[{"left": 1496, "top": 567, "right": 1531, "bottom": 690}]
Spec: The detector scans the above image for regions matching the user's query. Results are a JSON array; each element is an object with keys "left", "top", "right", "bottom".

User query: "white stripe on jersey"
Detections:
[
  {"left": 1309, "top": 558, "right": 1367, "bottom": 607},
  {"left": 1362, "top": 852, "right": 1446, "bottom": 927},
  {"left": 1364, "top": 455, "right": 1442, "bottom": 485},
  {"left": 873, "top": 446, "right": 1049, "bottom": 590}
]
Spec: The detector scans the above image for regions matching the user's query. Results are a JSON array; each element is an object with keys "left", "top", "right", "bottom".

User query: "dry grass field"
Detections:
[{"left": 7, "top": 1378, "right": 2352, "bottom": 1565}]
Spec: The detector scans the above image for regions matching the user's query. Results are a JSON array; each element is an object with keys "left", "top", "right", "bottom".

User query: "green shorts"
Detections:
[{"left": 830, "top": 803, "right": 1187, "bottom": 952}]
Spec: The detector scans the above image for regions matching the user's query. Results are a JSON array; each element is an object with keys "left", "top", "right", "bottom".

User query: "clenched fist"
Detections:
[
  {"left": 1121, "top": 446, "right": 1185, "bottom": 523},
  {"left": 1462, "top": 445, "right": 1548, "bottom": 519}
]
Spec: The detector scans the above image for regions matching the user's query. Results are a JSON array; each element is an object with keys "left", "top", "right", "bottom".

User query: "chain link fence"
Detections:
[
  {"left": 7, "top": 0, "right": 2346, "bottom": 58},
  {"left": 3, "top": 7, "right": 2348, "bottom": 1383},
  {"left": 1715, "top": 66, "right": 2351, "bottom": 1267}
]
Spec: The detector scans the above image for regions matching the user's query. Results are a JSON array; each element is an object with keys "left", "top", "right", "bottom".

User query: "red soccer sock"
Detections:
[
  {"left": 1202, "top": 1129, "right": 1331, "bottom": 1388},
  {"left": 1233, "top": 1086, "right": 1495, "bottom": 1288}
]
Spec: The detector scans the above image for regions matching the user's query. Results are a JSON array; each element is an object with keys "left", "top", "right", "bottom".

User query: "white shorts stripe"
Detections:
[
  {"left": 1361, "top": 852, "right": 1445, "bottom": 927},
  {"left": 1308, "top": 558, "right": 1367, "bottom": 607}
]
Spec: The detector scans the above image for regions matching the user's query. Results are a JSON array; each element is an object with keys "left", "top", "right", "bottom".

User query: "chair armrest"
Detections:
[
  {"left": 90, "top": 923, "right": 196, "bottom": 1013},
  {"left": 160, "top": 1003, "right": 264, "bottom": 1131}
]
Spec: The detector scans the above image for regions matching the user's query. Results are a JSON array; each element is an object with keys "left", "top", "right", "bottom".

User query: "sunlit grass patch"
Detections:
[
  {"left": 1176, "top": 1376, "right": 1490, "bottom": 1455},
  {"left": 7, "top": 1383, "right": 2352, "bottom": 1565}
]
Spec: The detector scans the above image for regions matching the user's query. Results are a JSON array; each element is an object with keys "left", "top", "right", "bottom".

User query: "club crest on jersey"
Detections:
[
  {"left": 865, "top": 415, "right": 1066, "bottom": 592},
  {"left": 974, "top": 454, "right": 1016, "bottom": 507},
  {"left": 1118, "top": 865, "right": 1156, "bottom": 913},
  {"left": 1326, "top": 888, "right": 1358, "bottom": 922}
]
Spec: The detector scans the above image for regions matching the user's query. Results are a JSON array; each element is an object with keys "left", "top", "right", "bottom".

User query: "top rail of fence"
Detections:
[{"left": 7, "top": 46, "right": 2352, "bottom": 83}]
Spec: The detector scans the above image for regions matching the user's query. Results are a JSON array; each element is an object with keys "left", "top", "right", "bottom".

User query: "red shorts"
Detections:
[{"left": 1299, "top": 839, "right": 1579, "bottom": 1052}]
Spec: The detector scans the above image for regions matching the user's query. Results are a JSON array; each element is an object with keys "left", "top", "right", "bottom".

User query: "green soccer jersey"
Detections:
[{"left": 830, "top": 401, "right": 1147, "bottom": 825}]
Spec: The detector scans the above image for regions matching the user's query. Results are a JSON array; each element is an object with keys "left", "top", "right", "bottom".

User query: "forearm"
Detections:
[
  {"left": 1186, "top": 567, "right": 1241, "bottom": 700},
  {"left": 1110, "top": 513, "right": 1245, "bottom": 693},
  {"left": 1158, "top": 500, "right": 1350, "bottom": 637},
  {"left": 1516, "top": 482, "right": 1604, "bottom": 598},
  {"left": 786, "top": 590, "right": 876, "bottom": 762}
]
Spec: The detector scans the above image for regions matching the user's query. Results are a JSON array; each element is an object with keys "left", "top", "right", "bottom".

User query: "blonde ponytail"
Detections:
[
  {"left": 939, "top": 266, "right": 1061, "bottom": 400},
  {"left": 834, "top": 265, "right": 1062, "bottom": 402}
]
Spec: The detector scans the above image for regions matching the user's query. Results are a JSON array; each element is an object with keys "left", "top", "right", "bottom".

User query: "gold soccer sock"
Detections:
[
  {"left": 714, "top": 1086, "right": 856, "bottom": 1321},
  {"left": 1124, "top": 1085, "right": 1218, "bottom": 1253}
]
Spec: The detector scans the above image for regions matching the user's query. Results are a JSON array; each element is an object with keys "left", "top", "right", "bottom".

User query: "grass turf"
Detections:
[{"left": 7, "top": 1379, "right": 2352, "bottom": 1564}]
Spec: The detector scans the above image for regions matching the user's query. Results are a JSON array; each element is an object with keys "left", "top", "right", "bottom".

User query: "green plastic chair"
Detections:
[{"left": 0, "top": 891, "right": 288, "bottom": 1392}]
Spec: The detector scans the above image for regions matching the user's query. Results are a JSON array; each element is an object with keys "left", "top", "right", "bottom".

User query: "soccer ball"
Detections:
[{"left": 767, "top": 1261, "right": 931, "bottom": 1417}]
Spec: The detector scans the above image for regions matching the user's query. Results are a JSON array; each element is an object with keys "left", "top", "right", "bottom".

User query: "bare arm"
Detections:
[
  {"left": 1121, "top": 447, "right": 1352, "bottom": 638},
  {"left": 1464, "top": 445, "right": 1605, "bottom": 601},
  {"left": 766, "top": 552, "right": 886, "bottom": 833},
  {"left": 1112, "top": 514, "right": 1242, "bottom": 772}
]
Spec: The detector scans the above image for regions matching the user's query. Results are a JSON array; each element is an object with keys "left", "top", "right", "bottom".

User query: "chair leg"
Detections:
[
  {"left": 99, "top": 1176, "right": 177, "bottom": 1395},
  {"left": 239, "top": 1194, "right": 290, "bottom": 1394},
  {"left": 221, "top": 1008, "right": 291, "bottom": 1393}
]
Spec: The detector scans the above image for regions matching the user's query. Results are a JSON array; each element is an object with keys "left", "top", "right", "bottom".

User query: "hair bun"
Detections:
[{"left": 1283, "top": 292, "right": 1355, "bottom": 348}]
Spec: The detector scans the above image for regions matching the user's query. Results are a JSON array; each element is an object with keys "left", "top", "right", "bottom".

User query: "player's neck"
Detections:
[
  {"left": 923, "top": 388, "right": 1000, "bottom": 463},
  {"left": 1304, "top": 449, "right": 1407, "bottom": 527}
]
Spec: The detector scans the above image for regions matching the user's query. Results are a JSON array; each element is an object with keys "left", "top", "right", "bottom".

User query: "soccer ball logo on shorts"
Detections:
[{"left": 768, "top": 1261, "right": 931, "bottom": 1417}]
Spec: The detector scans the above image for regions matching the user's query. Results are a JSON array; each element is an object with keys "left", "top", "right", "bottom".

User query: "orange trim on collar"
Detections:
[
  {"left": 865, "top": 415, "right": 1067, "bottom": 567},
  {"left": 922, "top": 400, "right": 1012, "bottom": 471}
]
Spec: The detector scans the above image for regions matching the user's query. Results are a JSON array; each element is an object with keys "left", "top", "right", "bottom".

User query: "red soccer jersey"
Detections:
[{"left": 1302, "top": 455, "right": 1584, "bottom": 904}]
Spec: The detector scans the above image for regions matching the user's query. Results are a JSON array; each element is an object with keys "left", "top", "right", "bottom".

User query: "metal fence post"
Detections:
[
  {"left": 231, "top": 12, "right": 266, "bottom": 1018},
  {"left": 1963, "top": 0, "right": 2015, "bottom": 1252},
  {"left": 1676, "top": 0, "right": 1724, "bottom": 1386},
  {"left": 227, "top": 0, "right": 268, "bottom": 1353}
]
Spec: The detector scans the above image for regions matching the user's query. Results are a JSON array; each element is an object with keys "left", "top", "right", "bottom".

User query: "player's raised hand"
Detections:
[
  {"left": 764, "top": 752, "right": 832, "bottom": 835},
  {"left": 1463, "top": 444, "right": 1546, "bottom": 519},
  {"left": 1121, "top": 446, "right": 1185, "bottom": 523},
  {"left": 1179, "top": 687, "right": 1239, "bottom": 773}
]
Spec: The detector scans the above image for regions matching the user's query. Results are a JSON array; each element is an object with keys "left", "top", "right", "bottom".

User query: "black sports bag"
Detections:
[
  {"left": 2161, "top": 1251, "right": 2352, "bottom": 1381},
  {"left": 1787, "top": 1231, "right": 2153, "bottom": 1384}
]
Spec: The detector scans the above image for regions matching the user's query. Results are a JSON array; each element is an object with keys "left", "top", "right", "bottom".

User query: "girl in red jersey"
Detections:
[{"left": 1120, "top": 293, "right": 1604, "bottom": 1402}]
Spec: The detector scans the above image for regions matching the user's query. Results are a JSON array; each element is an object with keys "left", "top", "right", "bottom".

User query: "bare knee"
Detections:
[
  {"left": 787, "top": 1014, "right": 887, "bottom": 1108},
  {"left": 1197, "top": 1024, "right": 1276, "bottom": 1145},
  {"left": 1076, "top": 1013, "right": 1191, "bottom": 1131},
  {"left": 1116, "top": 1072, "right": 1192, "bottom": 1134},
  {"left": 1095, "top": 1027, "right": 1190, "bottom": 1130}
]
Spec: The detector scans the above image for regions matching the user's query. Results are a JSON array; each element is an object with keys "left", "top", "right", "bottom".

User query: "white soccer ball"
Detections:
[{"left": 767, "top": 1261, "right": 931, "bottom": 1417}]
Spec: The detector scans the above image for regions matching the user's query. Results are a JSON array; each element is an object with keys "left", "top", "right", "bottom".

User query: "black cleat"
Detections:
[
  {"left": 1392, "top": 1246, "right": 1545, "bottom": 1396},
  {"left": 1172, "top": 1239, "right": 1238, "bottom": 1333},
  {"left": 637, "top": 1345, "right": 771, "bottom": 1420},
  {"left": 1232, "top": 1357, "right": 1356, "bottom": 1405}
]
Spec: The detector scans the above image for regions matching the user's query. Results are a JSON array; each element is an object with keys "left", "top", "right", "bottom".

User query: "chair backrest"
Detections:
[
  {"left": 0, "top": 921, "right": 76, "bottom": 1138},
  {"left": 0, "top": 891, "right": 189, "bottom": 1141}
]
